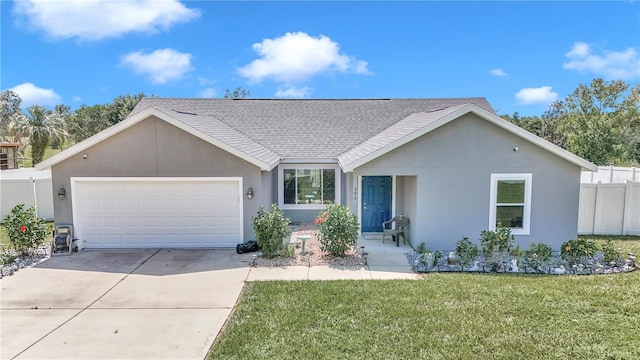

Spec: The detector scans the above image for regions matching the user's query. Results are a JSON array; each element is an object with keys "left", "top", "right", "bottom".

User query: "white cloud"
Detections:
[
  {"left": 489, "top": 68, "right": 508, "bottom": 77},
  {"left": 8, "top": 82, "right": 62, "bottom": 107},
  {"left": 197, "top": 76, "right": 216, "bottom": 86},
  {"left": 198, "top": 88, "right": 216, "bottom": 98},
  {"left": 72, "top": 96, "right": 82, "bottom": 102},
  {"left": 275, "top": 85, "right": 311, "bottom": 98},
  {"left": 121, "top": 48, "right": 193, "bottom": 84},
  {"left": 12, "top": 0, "right": 200, "bottom": 41},
  {"left": 515, "top": 86, "right": 558, "bottom": 105},
  {"left": 563, "top": 42, "right": 640, "bottom": 79},
  {"left": 237, "top": 32, "right": 371, "bottom": 83}
]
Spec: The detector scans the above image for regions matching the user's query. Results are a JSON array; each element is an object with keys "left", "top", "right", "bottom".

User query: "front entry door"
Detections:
[{"left": 361, "top": 176, "right": 392, "bottom": 232}]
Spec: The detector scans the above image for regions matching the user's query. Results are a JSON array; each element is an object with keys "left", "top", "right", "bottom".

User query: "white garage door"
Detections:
[{"left": 72, "top": 178, "right": 242, "bottom": 249}]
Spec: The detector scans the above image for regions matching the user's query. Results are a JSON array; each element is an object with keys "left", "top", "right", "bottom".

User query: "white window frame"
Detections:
[
  {"left": 489, "top": 173, "right": 532, "bottom": 235},
  {"left": 278, "top": 164, "right": 341, "bottom": 210}
]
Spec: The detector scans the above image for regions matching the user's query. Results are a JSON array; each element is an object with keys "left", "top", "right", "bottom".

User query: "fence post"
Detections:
[
  {"left": 592, "top": 181, "right": 601, "bottom": 234},
  {"left": 632, "top": 164, "right": 637, "bottom": 182},
  {"left": 30, "top": 176, "right": 38, "bottom": 218},
  {"left": 622, "top": 180, "right": 631, "bottom": 236},
  {"left": 609, "top": 164, "right": 614, "bottom": 183}
]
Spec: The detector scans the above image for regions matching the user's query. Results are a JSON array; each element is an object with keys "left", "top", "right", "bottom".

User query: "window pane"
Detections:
[
  {"left": 283, "top": 169, "right": 296, "bottom": 204},
  {"left": 322, "top": 169, "right": 335, "bottom": 203},
  {"left": 497, "top": 180, "right": 525, "bottom": 203},
  {"left": 496, "top": 206, "right": 524, "bottom": 228},
  {"left": 297, "top": 169, "right": 322, "bottom": 204}
]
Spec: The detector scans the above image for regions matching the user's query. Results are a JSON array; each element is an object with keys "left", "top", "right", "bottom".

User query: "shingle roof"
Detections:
[
  {"left": 130, "top": 98, "right": 494, "bottom": 160},
  {"left": 37, "top": 98, "right": 597, "bottom": 172}
]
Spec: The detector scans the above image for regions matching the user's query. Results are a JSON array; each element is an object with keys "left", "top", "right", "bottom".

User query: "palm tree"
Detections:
[{"left": 9, "top": 105, "right": 67, "bottom": 165}]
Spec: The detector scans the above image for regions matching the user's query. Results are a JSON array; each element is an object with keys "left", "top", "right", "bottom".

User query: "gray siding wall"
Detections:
[
  {"left": 51, "top": 116, "right": 265, "bottom": 242},
  {"left": 354, "top": 113, "right": 581, "bottom": 250}
]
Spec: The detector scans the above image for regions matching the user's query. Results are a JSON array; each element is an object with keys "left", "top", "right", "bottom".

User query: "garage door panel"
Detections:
[
  {"left": 103, "top": 217, "right": 122, "bottom": 227},
  {"left": 74, "top": 179, "right": 242, "bottom": 249}
]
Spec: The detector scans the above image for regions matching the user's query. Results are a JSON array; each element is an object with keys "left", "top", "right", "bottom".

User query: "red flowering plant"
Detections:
[
  {"left": 315, "top": 204, "right": 359, "bottom": 257},
  {"left": 3, "top": 204, "right": 48, "bottom": 256}
]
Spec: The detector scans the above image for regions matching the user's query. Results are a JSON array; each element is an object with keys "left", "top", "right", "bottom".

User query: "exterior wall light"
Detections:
[
  {"left": 246, "top": 187, "right": 254, "bottom": 199},
  {"left": 58, "top": 187, "right": 66, "bottom": 200}
]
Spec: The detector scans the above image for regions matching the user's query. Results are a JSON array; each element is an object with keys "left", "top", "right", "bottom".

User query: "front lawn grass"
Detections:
[{"left": 210, "top": 237, "right": 640, "bottom": 360}]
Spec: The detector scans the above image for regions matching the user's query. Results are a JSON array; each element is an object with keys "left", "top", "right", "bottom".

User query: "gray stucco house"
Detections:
[{"left": 37, "top": 98, "right": 597, "bottom": 251}]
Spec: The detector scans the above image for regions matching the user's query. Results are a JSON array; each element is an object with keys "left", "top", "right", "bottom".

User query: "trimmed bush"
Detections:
[
  {"left": 315, "top": 204, "right": 359, "bottom": 257},
  {"left": 251, "top": 204, "right": 291, "bottom": 258},
  {"left": 3, "top": 204, "right": 48, "bottom": 256},
  {"left": 600, "top": 240, "right": 622, "bottom": 263},
  {"left": 561, "top": 238, "right": 598, "bottom": 265}
]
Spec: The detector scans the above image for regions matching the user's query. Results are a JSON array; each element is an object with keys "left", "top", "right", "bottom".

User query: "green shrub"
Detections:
[
  {"left": 524, "top": 243, "right": 552, "bottom": 262},
  {"left": 3, "top": 204, "right": 48, "bottom": 256},
  {"left": 523, "top": 242, "right": 552, "bottom": 270},
  {"left": 416, "top": 242, "right": 427, "bottom": 254},
  {"left": 561, "top": 238, "right": 598, "bottom": 264},
  {"left": 315, "top": 204, "right": 359, "bottom": 257},
  {"left": 251, "top": 204, "right": 291, "bottom": 258},
  {"left": 600, "top": 240, "right": 622, "bottom": 263},
  {"left": 480, "top": 226, "right": 514, "bottom": 258},
  {"left": 281, "top": 243, "right": 296, "bottom": 258},
  {"left": 454, "top": 237, "right": 478, "bottom": 267}
]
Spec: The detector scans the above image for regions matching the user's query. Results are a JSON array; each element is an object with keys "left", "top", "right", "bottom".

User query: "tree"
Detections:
[
  {"left": 0, "top": 90, "right": 23, "bottom": 141},
  {"left": 500, "top": 112, "right": 542, "bottom": 137},
  {"left": 108, "top": 93, "right": 145, "bottom": 125},
  {"left": 9, "top": 105, "right": 67, "bottom": 165},
  {"left": 66, "top": 93, "right": 145, "bottom": 143},
  {"left": 539, "top": 100, "right": 567, "bottom": 149},
  {"left": 618, "top": 84, "right": 640, "bottom": 164},
  {"left": 557, "top": 78, "right": 631, "bottom": 165},
  {"left": 50, "top": 105, "right": 71, "bottom": 149},
  {"left": 67, "top": 104, "right": 111, "bottom": 143},
  {"left": 224, "top": 87, "right": 251, "bottom": 99}
]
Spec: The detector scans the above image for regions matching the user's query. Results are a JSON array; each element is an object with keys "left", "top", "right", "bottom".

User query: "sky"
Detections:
[{"left": 1, "top": 0, "right": 639, "bottom": 116}]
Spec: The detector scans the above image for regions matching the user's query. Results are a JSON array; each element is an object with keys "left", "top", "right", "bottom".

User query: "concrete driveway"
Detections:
[{"left": 1, "top": 249, "right": 253, "bottom": 360}]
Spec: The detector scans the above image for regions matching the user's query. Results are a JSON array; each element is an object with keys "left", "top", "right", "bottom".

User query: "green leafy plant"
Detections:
[
  {"left": 479, "top": 226, "right": 515, "bottom": 272},
  {"left": 524, "top": 243, "right": 552, "bottom": 262},
  {"left": 560, "top": 238, "right": 598, "bottom": 264},
  {"left": 416, "top": 242, "right": 427, "bottom": 254},
  {"left": 251, "top": 204, "right": 291, "bottom": 258},
  {"left": 0, "top": 252, "right": 16, "bottom": 265},
  {"left": 281, "top": 243, "right": 296, "bottom": 258},
  {"left": 600, "top": 240, "right": 622, "bottom": 263},
  {"left": 523, "top": 242, "right": 552, "bottom": 270},
  {"left": 454, "top": 237, "right": 478, "bottom": 267},
  {"left": 480, "top": 226, "right": 514, "bottom": 258},
  {"left": 3, "top": 204, "right": 48, "bottom": 256},
  {"left": 315, "top": 204, "right": 359, "bottom": 257}
]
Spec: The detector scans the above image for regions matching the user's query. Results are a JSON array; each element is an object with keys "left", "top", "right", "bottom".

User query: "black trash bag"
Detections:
[{"left": 236, "top": 240, "right": 260, "bottom": 254}]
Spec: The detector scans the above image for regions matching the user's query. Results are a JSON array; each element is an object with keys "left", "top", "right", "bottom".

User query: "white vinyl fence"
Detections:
[
  {"left": 578, "top": 181, "right": 640, "bottom": 236},
  {"left": 0, "top": 169, "right": 53, "bottom": 222},
  {"left": 581, "top": 165, "right": 638, "bottom": 184}
]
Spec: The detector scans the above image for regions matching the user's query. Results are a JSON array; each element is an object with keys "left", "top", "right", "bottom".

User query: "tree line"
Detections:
[
  {"left": 1, "top": 81, "right": 637, "bottom": 166},
  {"left": 500, "top": 78, "right": 639, "bottom": 166}
]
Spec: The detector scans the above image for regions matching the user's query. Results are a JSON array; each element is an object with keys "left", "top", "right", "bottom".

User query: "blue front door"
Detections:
[{"left": 361, "top": 176, "right": 392, "bottom": 232}]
